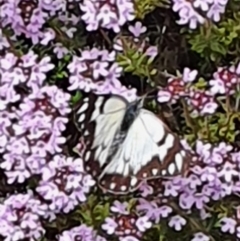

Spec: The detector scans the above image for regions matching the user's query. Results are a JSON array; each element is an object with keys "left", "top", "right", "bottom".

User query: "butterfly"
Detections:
[{"left": 76, "top": 93, "right": 190, "bottom": 194}]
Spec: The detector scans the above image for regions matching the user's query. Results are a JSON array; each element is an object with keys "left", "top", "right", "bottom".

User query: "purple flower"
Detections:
[
  {"left": 1, "top": 151, "right": 31, "bottom": 184},
  {"left": 163, "top": 179, "right": 182, "bottom": 197},
  {"left": 120, "top": 236, "right": 140, "bottom": 241},
  {"left": 40, "top": 28, "right": 56, "bottom": 45},
  {"left": 200, "top": 166, "right": 218, "bottom": 182},
  {"left": 0, "top": 52, "right": 18, "bottom": 70},
  {"left": 92, "top": 61, "right": 109, "bottom": 79},
  {"left": 236, "top": 226, "right": 240, "bottom": 238},
  {"left": 0, "top": 29, "right": 10, "bottom": 50},
  {"left": 207, "top": 0, "right": 227, "bottom": 22},
  {"left": 182, "top": 67, "right": 198, "bottom": 82},
  {"left": 95, "top": 83, "right": 137, "bottom": 103},
  {"left": 158, "top": 90, "right": 172, "bottom": 103},
  {"left": 128, "top": 22, "right": 147, "bottom": 38},
  {"left": 138, "top": 181, "right": 154, "bottom": 197},
  {"left": 193, "top": 191, "right": 210, "bottom": 209},
  {"left": 187, "top": 174, "right": 202, "bottom": 189},
  {"left": 58, "top": 224, "right": 106, "bottom": 241},
  {"left": 0, "top": 55, "right": 72, "bottom": 181},
  {"left": 19, "top": 50, "right": 37, "bottom": 68},
  {"left": 45, "top": 134, "right": 66, "bottom": 154},
  {"left": 111, "top": 201, "right": 129, "bottom": 215},
  {"left": 168, "top": 215, "right": 187, "bottom": 231},
  {"left": 220, "top": 217, "right": 237, "bottom": 234},
  {"left": 191, "top": 232, "right": 210, "bottom": 241},
  {"left": 53, "top": 43, "right": 69, "bottom": 59},
  {"left": 102, "top": 217, "right": 118, "bottom": 235},
  {"left": 215, "top": 142, "right": 233, "bottom": 155},
  {"left": 135, "top": 216, "right": 152, "bottom": 232},
  {"left": 0, "top": 0, "right": 66, "bottom": 45},
  {"left": 193, "top": 0, "right": 213, "bottom": 11},
  {"left": 164, "top": 176, "right": 187, "bottom": 197},
  {"left": 137, "top": 199, "right": 172, "bottom": 223},
  {"left": 217, "top": 161, "right": 239, "bottom": 183},
  {"left": 179, "top": 190, "right": 195, "bottom": 209},
  {"left": 37, "top": 85, "right": 71, "bottom": 116},
  {"left": 199, "top": 208, "right": 212, "bottom": 220},
  {"left": 195, "top": 141, "right": 224, "bottom": 165},
  {"left": 145, "top": 45, "right": 158, "bottom": 58},
  {"left": 204, "top": 179, "right": 229, "bottom": 200}
]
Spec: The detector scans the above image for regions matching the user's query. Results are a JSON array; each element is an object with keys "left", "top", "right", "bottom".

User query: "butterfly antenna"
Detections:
[{"left": 140, "top": 87, "right": 158, "bottom": 100}]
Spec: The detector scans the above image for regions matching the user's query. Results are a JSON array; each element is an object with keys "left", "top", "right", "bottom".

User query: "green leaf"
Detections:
[
  {"left": 71, "top": 91, "right": 82, "bottom": 104},
  {"left": 124, "top": 65, "right": 136, "bottom": 72},
  {"left": 226, "top": 132, "right": 235, "bottom": 142},
  {"left": 209, "top": 42, "right": 227, "bottom": 55},
  {"left": 131, "top": 50, "right": 140, "bottom": 60},
  {"left": 63, "top": 54, "right": 71, "bottom": 61},
  {"left": 150, "top": 68, "right": 157, "bottom": 75},
  {"left": 117, "top": 54, "right": 130, "bottom": 62},
  {"left": 93, "top": 203, "right": 110, "bottom": 222},
  {"left": 210, "top": 53, "right": 216, "bottom": 61},
  {"left": 79, "top": 210, "right": 93, "bottom": 225},
  {"left": 213, "top": 219, "right": 222, "bottom": 228},
  {"left": 189, "top": 35, "right": 208, "bottom": 54},
  {"left": 56, "top": 71, "right": 67, "bottom": 78},
  {"left": 136, "top": 53, "right": 147, "bottom": 66},
  {"left": 194, "top": 77, "right": 207, "bottom": 89}
]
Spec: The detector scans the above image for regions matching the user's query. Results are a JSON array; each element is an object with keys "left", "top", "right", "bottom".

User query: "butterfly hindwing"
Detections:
[{"left": 98, "top": 108, "right": 189, "bottom": 194}]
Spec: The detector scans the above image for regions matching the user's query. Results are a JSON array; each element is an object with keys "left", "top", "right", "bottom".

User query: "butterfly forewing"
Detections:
[{"left": 77, "top": 94, "right": 128, "bottom": 176}]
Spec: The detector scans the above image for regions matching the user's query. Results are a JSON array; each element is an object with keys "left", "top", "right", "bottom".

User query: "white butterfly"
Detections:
[{"left": 76, "top": 93, "right": 189, "bottom": 194}]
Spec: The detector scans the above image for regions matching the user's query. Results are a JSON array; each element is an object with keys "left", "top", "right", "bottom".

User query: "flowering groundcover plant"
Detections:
[{"left": 1, "top": 0, "right": 240, "bottom": 241}]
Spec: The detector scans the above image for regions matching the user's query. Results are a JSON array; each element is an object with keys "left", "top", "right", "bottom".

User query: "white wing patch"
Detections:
[
  {"left": 98, "top": 109, "right": 187, "bottom": 194},
  {"left": 78, "top": 95, "right": 127, "bottom": 169}
]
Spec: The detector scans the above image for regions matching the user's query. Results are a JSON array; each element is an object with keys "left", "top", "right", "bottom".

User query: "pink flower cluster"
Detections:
[
  {"left": 0, "top": 191, "right": 50, "bottom": 241},
  {"left": 68, "top": 48, "right": 122, "bottom": 91},
  {"left": 58, "top": 224, "right": 106, "bottom": 241},
  {"left": 210, "top": 63, "right": 240, "bottom": 95},
  {"left": 158, "top": 64, "right": 240, "bottom": 116},
  {"left": 0, "top": 0, "right": 62, "bottom": 44},
  {"left": 0, "top": 0, "right": 80, "bottom": 58},
  {"left": 67, "top": 48, "right": 137, "bottom": 101},
  {"left": 36, "top": 155, "right": 95, "bottom": 214},
  {"left": 80, "top": 0, "right": 135, "bottom": 32},
  {"left": 0, "top": 51, "right": 96, "bottom": 240},
  {"left": 172, "top": 0, "right": 229, "bottom": 29},
  {"left": 0, "top": 51, "right": 70, "bottom": 183},
  {"left": 157, "top": 68, "right": 218, "bottom": 115},
  {"left": 102, "top": 200, "right": 153, "bottom": 241}
]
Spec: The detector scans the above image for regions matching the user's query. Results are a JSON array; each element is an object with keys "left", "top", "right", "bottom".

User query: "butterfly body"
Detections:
[
  {"left": 108, "top": 98, "right": 142, "bottom": 160},
  {"left": 77, "top": 94, "right": 189, "bottom": 194}
]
